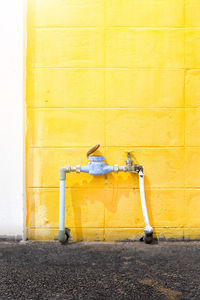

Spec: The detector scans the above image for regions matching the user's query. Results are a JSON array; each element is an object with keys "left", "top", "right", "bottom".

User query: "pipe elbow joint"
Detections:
[
  {"left": 59, "top": 166, "right": 71, "bottom": 180},
  {"left": 134, "top": 165, "right": 144, "bottom": 174}
]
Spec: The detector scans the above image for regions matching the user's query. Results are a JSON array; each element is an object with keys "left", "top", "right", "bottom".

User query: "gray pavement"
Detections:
[{"left": 0, "top": 241, "right": 200, "bottom": 299}]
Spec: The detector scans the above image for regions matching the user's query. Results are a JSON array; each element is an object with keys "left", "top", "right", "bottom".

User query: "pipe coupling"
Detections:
[
  {"left": 113, "top": 164, "right": 119, "bottom": 173},
  {"left": 133, "top": 165, "right": 144, "bottom": 174},
  {"left": 75, "top": 165, "right": 81, "bottom": 173},
  {"left": 119, "top": 166, "right": 128, "bottom": 172},
  {"left": 114, "top": 165, "right": 129, "bottom": 172}
]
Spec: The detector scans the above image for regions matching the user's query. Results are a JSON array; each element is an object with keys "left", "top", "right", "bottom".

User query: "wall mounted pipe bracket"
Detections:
[{"left": 58, "top": 145, "right": 153, "bottom": 244}]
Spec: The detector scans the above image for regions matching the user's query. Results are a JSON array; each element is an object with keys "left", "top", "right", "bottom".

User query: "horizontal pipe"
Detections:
[{"left": 80, "top": 166, "right": 89, "bottom": 173}]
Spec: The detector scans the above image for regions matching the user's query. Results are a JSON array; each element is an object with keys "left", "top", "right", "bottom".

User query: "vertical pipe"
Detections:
[
  {"left": 58, "top": 179, "right": 66, "bottom": 242},
  {"left": 138, "top": 171, "right": 153, "bottom": 235}
]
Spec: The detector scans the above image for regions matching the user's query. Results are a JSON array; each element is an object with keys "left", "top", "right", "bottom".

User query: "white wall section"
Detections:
[{"left": 0, "top": 0, "right": 25, "bottom": 239}]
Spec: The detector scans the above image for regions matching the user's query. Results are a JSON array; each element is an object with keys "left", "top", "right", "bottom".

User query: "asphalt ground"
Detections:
[{"left": 0, "top": 241, "right": 200, "bottom": 300}]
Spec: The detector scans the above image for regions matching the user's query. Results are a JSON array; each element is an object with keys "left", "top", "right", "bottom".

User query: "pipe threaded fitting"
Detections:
[{"left": 113, "top": 164, "right": 119, "bottom": 173}]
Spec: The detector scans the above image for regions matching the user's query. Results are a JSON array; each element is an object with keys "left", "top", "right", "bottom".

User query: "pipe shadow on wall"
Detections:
[{"left": 69, "top": 172, "right": 153, "bottom": 241}]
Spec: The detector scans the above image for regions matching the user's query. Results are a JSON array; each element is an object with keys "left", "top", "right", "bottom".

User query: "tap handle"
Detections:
[
  {"left": 125, "top": 151, "right": 134, "bottom": 165},
  {"left": 125, "top": 150, "right": 134, "bottom": 154},
  {"left": 87, "top": 144, "right": 100, "bottom": 158}
]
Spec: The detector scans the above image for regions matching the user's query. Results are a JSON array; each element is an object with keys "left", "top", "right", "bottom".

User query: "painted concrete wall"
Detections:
[
  {"left": 27, "top": 0, "right": 200, "bottom": 241},
  {"left": 0, "top": 0, "right": 25, "bottom": 239}
]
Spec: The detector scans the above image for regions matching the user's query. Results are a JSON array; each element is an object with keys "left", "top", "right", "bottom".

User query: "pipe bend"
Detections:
[{"left": 59, "top": 166, "right": 71, "bottom": 180}]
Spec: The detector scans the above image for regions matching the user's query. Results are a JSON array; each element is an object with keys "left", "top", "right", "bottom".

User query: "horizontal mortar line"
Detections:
[
  {"left": 185, "top": 68, "right": 200, "bottom": 70},
  {"left": 27, "top": 186, "right": 140, "bottom": 189},
  {"left": 27, "top": 107, "right": 200, "bottom": 110},
  {"left": 28, "top": 146, "right": 103, "bottom": 149},
  {"left": 185, "top": 107, "right": 200, "bottom": 109},
  {"left": 29, "top": 107, "right": 185, "bottom": 110},
  {"left": 31, "top": 26, "right": 93, "bottom": 29},
  {"left": 28, "top": 107, "right": 186, "bottom": 109},
  {"left": 27, "top": 187, "right": 187, "bottom": 190},
  {"left": 29, "top": 146, "right": 186, "bottom": 149},
  {"left": 28, "top": 227, "right": 195, "bottom": 230},
  {"left": 31, "top": 66, "right": 186, "bottom": 70},
  {"left": 185, "top": 188, "right": 200, "bottom": 190},
  {"left": 185, "top": 27, "right": 200, "bottom": 29},
  {"left": 28, "top": 228, "right": 141, "bottom": 231},
  {"left": 29, "top": 227, "right": 106, "bottom": 229},
  {"left": 32, "top": 26, "right": 186, "bottom": 30}
]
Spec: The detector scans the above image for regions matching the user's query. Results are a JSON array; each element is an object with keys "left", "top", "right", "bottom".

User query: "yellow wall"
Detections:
[{"left": 26, "top": 0, "right": 200, "bottom": 241}]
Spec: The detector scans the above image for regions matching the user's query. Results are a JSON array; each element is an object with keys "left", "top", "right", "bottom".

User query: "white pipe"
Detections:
[
  {"left": 138, "top": 170, "right": 153, "bottom": 235},
  {"left": 58, "top": 180, "right": 66, "bottom": 242}
]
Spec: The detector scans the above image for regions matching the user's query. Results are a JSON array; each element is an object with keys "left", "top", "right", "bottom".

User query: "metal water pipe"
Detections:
[{"left": 58, "top": 145, "right": 153, "bottom": 244}]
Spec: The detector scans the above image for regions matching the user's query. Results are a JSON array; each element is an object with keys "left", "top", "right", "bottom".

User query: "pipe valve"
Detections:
[{"left": 58, "top": 145, "right": 153, "bottom": 244}]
